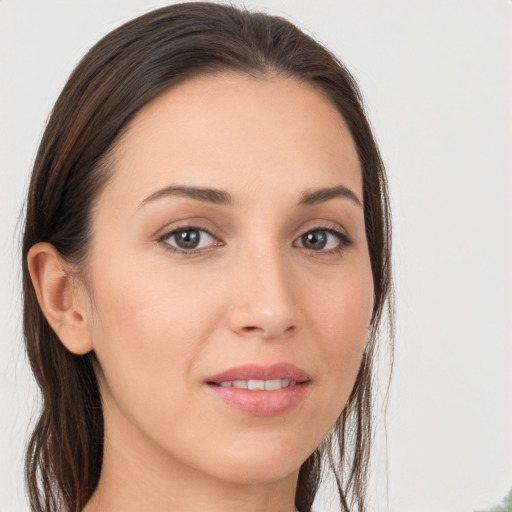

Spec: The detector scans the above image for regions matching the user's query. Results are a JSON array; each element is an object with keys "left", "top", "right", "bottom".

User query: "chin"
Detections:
[
  {"left": 214, "top": 461, "right": 302, "bottom": 486},
  {"left": 201, "top": 444, "right": 312, "bottom": 485}
]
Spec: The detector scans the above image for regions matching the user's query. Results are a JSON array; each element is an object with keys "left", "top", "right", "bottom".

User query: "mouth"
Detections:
[
  {"left": 205, "top": 361, "right": 311, "bottom": 385},
  {"left": 204, "top": 362, "right": 311, "bottom": 416},
  {"left": 208, "top": 378, "right": 299, "bottom": 390}
]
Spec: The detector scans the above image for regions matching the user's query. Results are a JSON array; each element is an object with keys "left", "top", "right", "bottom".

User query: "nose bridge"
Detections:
[{"left": 228, "top": 228, "right": 300, "bottom": 340}]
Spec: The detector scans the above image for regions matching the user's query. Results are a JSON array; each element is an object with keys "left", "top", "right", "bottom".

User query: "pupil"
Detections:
[
  {"left": 303, "top": 231, "right": 327, "bottom": 250},
  {"left": 176, "top": 230, "right": 200, "bottom": 249}
]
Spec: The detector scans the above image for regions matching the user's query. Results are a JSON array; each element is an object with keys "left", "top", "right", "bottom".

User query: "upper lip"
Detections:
[{"left": 205, "top": 362, "right": 311, "bottom": 384}]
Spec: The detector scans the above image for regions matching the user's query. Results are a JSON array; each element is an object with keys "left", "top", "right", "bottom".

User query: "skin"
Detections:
[{"left": 28, "top": 73, "right": 374, "bottom": 512}]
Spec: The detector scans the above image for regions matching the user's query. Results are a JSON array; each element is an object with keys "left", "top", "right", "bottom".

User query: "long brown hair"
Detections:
[{"left": 22, "top": 3, "right": 393, "bottom": 511}]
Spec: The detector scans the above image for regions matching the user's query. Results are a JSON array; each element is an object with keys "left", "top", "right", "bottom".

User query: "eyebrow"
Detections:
[
  {"left": 298, "top": 185, "right": 362, "bottom": 207},
  {"left": 138, "top": 184, "right": 362, "bottom": 209},
  {"left": 139, "top": 185, "right": 232, "bottom": 207}
]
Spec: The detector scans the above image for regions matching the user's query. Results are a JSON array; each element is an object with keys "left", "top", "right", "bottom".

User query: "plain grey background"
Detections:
[{"left": 1, "top": 1, "right": 511, "bottom": 511}]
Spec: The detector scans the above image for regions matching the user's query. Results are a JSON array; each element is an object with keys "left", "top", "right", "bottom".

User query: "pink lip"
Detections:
[
  {"left": 205, "top": 362, "right": 311, "bottom": 384},
  {"left": 204, "top": 363, "right": 311, "bottom": 417}
]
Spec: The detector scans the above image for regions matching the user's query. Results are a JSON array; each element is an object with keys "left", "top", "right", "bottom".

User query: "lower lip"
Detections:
[{"left": 205, "top": 383, "right": 310, "bottom": 416}]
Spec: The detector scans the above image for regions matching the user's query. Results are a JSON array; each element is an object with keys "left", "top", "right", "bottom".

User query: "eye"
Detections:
[
  {"left": 160, "top": 227, "right": 220, "bottom": 252},
  {"left": 294, "top": 228, "right": 351, "bottom": 253},
  {"left": 158, "top": 225, "right": 350, "bottom": 255}
]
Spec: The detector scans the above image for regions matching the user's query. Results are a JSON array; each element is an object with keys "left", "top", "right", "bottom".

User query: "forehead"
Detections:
[{"left": 100, "top": 72, "right": 362, "bottom": 210}]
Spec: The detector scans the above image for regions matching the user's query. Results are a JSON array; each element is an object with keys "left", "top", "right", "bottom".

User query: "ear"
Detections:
[{"left": 27, "top": 242, "right": 93, "bottom": 355}]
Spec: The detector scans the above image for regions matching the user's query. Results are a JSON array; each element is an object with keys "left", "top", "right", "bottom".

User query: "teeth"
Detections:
[
  {"left": 248, "top": 379, "right": 265, "bottom": 390},
  {"left": 264, "top": 379, "right": 282, "bottom": 390},
  {"left": 217, "top": 379, "right": 295, "bottom": 390}
]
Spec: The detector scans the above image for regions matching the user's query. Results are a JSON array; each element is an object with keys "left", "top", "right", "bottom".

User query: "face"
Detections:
[{"left": 85, "top": 73, "right": 374, "bottom": 486}]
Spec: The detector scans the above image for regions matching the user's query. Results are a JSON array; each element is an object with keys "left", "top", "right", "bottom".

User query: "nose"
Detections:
[{"left": 227, "top": 244, "right": 301, "bottom": 341}]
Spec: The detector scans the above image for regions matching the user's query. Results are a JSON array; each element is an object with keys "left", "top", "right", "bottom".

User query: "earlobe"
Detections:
[{"left": 27, "top": 242, "right": 93, "bottom": 355}]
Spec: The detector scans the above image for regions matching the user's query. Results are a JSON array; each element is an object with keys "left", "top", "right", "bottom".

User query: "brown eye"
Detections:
[
  {"left": 295, "top": 228, "right": 350, "bottom": 252},
  {"left": 161, "top": 227, "right": 219, "bottom": 252},
  {"left": 174, "top": 229, "right": 201, "bottom": 249},
  {"left": 301, "top": 231, "right": 328, "bottom": 250}
]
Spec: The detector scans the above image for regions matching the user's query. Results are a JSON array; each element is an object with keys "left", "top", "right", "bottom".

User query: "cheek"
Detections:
[
  {"left": 87, "top": 259, "right": 223, "bottom": 414},
  {"left": 303, "top": 255, "right": 374, "bottom": 409},
  {"left": 92, "top": 255, "right": 220, "bottom": 343}
]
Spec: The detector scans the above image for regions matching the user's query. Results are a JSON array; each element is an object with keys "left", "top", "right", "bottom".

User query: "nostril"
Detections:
[
  {"left": 243, "top": 326, "right": 261, "bottom": 333},
  {"left": 240, "top": 324, "right": 296, "bottom": 339}
]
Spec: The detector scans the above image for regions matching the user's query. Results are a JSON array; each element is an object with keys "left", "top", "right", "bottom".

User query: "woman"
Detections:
[{"left": 22, "top": 3, "right": 392, "bottom": 512}]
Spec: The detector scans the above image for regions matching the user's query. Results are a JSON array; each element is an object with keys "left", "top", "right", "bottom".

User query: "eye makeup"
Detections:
[{"left": 157, "top": 222, "right": 353, "bottom": 257}]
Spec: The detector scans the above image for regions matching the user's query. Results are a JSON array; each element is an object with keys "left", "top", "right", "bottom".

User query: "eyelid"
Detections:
[
  {"left": 158, "top": 225, "right": 223, "bottom": 255},
  {"left": 294, "top": 224, "right": 353, "bottom": 253},
  {"left": 157, "top": 220, "right": 353, "bottom": 256}
]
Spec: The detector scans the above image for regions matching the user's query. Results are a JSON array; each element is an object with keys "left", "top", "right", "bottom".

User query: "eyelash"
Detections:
[{"left": 158, "top": 224, "right": 353, "bottom": 257}]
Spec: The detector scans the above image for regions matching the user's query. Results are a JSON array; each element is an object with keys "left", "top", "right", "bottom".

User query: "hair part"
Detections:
[{"left": 22, "top": 3, "right": 393, "bottom": 511}]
